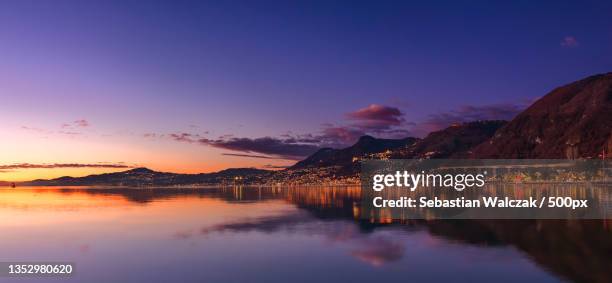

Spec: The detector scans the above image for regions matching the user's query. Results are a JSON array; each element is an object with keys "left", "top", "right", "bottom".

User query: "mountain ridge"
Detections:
[
  {"left": 291, "top": 135, "right": 418, "bottom": 170},
  {"left": 4, "top": 72, "right": 611, "bottom": 186},
  {"left": 19, "top": 167, "right": 271, "bottom": 187},
  {"left": 391, "top": 120, "right": 507, "bottom": 159},
  {"left": 471, "top": 72, "right": 612, "bottom": 158}
]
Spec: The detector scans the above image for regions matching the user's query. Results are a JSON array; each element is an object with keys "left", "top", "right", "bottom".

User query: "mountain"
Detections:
[
  {"left": 21, "top": 167, "right": 271, "bottom": 187},
  {"left": 11, "top": 73, "right": 612, "bottom": 186},
  {"left": 391, "top": 120, "right": 507, "bottom": 159},
  {"left": 285, "top": 122, "right": 505, "bottom": 180},
  {"left": 472, "top": 73, "right": 612, "bottom": 158},
  {"left": 291, "top": 135, "right": 418, "bottom": 170}
]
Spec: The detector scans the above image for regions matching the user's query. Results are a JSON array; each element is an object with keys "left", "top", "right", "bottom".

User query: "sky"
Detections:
[{"left": 1, "top": 0, "right": 611, "bottom": 181}]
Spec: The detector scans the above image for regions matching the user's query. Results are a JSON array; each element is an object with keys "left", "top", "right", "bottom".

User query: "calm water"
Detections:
[{"left": 0, "top": 187, "right": 610, "bottom": 283}]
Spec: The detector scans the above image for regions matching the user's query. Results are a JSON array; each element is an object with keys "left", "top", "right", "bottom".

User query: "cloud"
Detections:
[
  {"left": 166, "top": 104, "right": 414, "bottom": 158},
  {"left": 146, "top": 131, "right": 205, "bottom": 140},
  {"left": 281, "top": 104, "right": 412, "bottom": 149},
  {"left": 172, "top": 129, "right": 357, "bottom": 159},
  {"left": 346, "top": 104, "right": 405, "bottom": 130},
  {"left": 74, "top": 119, "right": 90, "bottom": 127},
  {"left": 170, "top": 132, "right": 199, "bottom": 143},
  {"left": 0, "top": 163, "right": 132, "bottom": 170},
  {"left": 21, "top": 126, "right": 47, "bottom": 133},
  {"left": 221, "top": 153, "right": 281, "bottom": 159},
  {"left": 560, "top": 36, "right": 578, "bottom": 48},
  {"left": 314, "top": 124, "right": 413, "bottom": 148},
  {"left": 168, "top": 131, "right": 210, "bottom": 143},
  {"left": 260, "top": 164, "right": 290, "bottom": 169},
  {"left": 167, "top": 130, "right": 323, "bottom": 159},
  {"left": 197, "top": 125, "right": 390, "bottom": 159},
  {"left": 20, "top": 119, "right": 93, "bottom": 138},
  {"left": 143, "top": 133, "right": 164, "bottom": 139},
  {"left": 62, "top": 119, "right": 90, "bottom": 129},
  {"left": 413, "top": 102, "right": 526, "bottom": 136},
  {"left": 165, "top": 101, "right": 528, "bottom": 159},
  {"left": 317, "top": 126, "right": 365, "bottom": 147},
  {"left": 58, "top": 131, "right": 82, "bottom": 136},
  {"left": 199, "top": 137, "right": 319, "bottom": 160}
]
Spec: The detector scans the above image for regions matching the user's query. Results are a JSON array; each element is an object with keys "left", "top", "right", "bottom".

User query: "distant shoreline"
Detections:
[{"left": 3, "top": 180, "right": 609, "bottom": 189}]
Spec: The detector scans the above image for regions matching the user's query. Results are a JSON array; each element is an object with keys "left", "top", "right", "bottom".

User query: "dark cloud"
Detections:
[
  {"left": 169, "top": 132, "right": 199, "bottom": 143},
  {"left": 199, "top": 137, "right": 320, "bottom": 160},
  {"left": 346, "top": 104, "right": 404, "bottom": 130},
  {"left": 166, "top": 104, "right": 416, "bottom": 157},
  {"left": 200, "top": 124, "right": 407, "bottom": 159},
  {"left": 148, "top": 131, "right": 206, "bottom": 140},
  {"left": 170, "top": 101, "right": 525, "bottom": 157},
  {"left": 314, "top": 124, "right": 413, "bottom": 148},
  {"left": 165, "top": 102, "right": 527, "bottom": 158},
  {"left": 413, "top": 103, "right": 525, "bottom": 136},
  {"left": 0, "top": 163, "right": 132, "bottom": 170},
  {"left": 260, "top": 164, "right": 290, "bottom": 169},
  {"left": 317, "top": 126, "right": 365, "bottom": 147},
  {"left": 221, "top": 153, "right": 281, "bottom": 159}
]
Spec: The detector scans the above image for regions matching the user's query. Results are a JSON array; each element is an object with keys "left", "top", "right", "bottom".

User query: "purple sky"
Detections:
[{"left": 1, "top": 0, "right": 611, "bottom": 178}]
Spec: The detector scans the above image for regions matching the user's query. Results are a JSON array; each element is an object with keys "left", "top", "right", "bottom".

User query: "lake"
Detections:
[{"left": 0, "top": 187, "right": 610, "bottom": 283}]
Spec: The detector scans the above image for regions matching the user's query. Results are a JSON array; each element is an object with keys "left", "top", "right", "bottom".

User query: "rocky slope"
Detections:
[
  {"left": 391, "top": 120, "right": 507, "bottom": 159},
  {"left": 471, "top": 73, "right": 612, "bottom": 158},
  {"left": 291, "top": 135, "right": 418, "bottom": 169}
]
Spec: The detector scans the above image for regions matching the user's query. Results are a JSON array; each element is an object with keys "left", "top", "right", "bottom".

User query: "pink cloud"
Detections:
[
  {"left": 74, "top": 119, "right": 90, "bottom": 127},
  {"left": 346, "top": 104, "right": 404, "bottom": 130},
  {"left": 560, "top": 36, "right": 578, "bottom": 48}
]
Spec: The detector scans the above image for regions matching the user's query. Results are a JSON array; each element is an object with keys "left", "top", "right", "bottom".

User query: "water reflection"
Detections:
[{"left": 0, "top": 187, "right": 610, "bottom": 283}]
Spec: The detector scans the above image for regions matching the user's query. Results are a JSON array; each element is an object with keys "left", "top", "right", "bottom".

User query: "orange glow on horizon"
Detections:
[
  {"left": 1, "top": 161, "right": 292, "bottom": 182},
  {"left": 0, "top": 124, "right": 295, "bottom": 182}
]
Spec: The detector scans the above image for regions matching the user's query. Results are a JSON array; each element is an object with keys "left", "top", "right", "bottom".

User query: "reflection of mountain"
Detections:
[
  {"left": 54, "top": 186, "right": 281, "bottom": 203},
  {"left": 64, "top": 185, "right": 612, "bottom": 283},
  {"left": 469, "top": 220, "right": 611, "bottom": 283},
  {"left": 287, "top": 188, "right": 612, "bottom": 283},
  {"left": 472, "top": 73, "right": 612, "bottom": 158}
]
